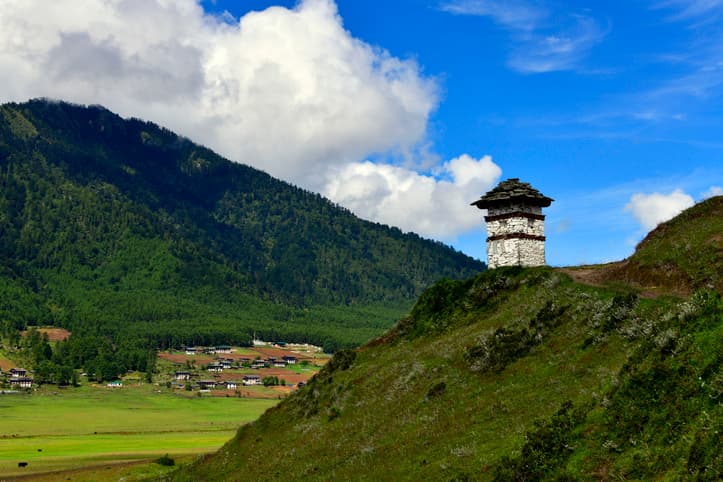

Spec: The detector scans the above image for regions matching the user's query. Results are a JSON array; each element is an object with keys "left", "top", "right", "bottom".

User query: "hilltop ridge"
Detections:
[
  {"left": 170, "top": 198, "right": 722, "bottom": 481},
  {"left": 564, "top": 196, "right": 722, "bottom": 297}
]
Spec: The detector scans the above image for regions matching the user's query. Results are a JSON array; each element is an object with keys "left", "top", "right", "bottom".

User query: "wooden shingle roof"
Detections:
[{"left": 471, "top": 178, "right": 553, "bottom": 209}]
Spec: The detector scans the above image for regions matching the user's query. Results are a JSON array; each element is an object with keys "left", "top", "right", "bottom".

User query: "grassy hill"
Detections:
[
  {"left": 607, "top": 195, "right": 722, "bottom": 295},
  {"left": 170, "top": 198, "right": 722, "bottom": 481},
  {"left": 0, "top": 99, "right": 483, "bottom": 358}
]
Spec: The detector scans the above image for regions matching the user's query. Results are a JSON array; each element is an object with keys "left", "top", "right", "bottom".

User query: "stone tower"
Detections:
[{"left": 471, "top": 178, "right": 553, "bottom": 269}]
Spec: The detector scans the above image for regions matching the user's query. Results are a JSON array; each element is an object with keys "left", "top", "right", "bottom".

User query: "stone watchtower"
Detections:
[{"left": 471, "top": 178, "right": 553, "bottom": 269}]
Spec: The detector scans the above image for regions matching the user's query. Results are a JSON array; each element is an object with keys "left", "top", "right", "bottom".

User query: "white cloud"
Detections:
[
  {"left": 324, "top": 154, "right": 502, "bottom": 238},
  {"left": 440, "top": 1, "right": 606, "bottom": 73},
  {"left": 439, "top": 0, "right": 547, "bottom": 31},
  {"left": 703, "top": 185, "right": 723, "bottom": 198},
  {"left": 625, "top": 189, "right": 695, "bottom": 230},
  {"left": 507, "top": 15, "right": 607, "bottom": 74},
  {"left": 0, "top": 0, "right": 438, "bottom": 191},
  {"left": 656, "top": 0, "right": 723, "bottom": 21}
]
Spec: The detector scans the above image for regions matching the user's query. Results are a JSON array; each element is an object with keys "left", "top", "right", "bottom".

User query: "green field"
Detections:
[{"left": 0, "top": 385, "right": 277, "bottom": 478}]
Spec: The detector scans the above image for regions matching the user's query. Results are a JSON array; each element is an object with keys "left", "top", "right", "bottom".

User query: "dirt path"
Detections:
[
  {"left": 557, "top": 262, "right": 682, "bottom": 299},
  {"left": 557, "top": 262, "right": 622, "bottom": 287}
]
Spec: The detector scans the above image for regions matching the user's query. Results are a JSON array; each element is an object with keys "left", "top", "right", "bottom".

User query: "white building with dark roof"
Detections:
[{"left": 472, "top": 178, "right": 553, "bottom": 269}]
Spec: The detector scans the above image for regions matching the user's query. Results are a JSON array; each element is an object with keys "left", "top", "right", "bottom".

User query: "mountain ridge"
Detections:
[{"left": 0, "top": 99, "right": 483, "bottom": 359}]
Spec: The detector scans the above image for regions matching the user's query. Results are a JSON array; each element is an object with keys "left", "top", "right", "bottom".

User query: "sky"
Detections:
[{"left": 1, "top": 0, "right": 722, "bottom": 266}]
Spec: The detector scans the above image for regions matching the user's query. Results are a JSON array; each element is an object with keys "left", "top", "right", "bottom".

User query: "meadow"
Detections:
[{"left": 0, "top": 384, "right": 277, "bottom": 479}]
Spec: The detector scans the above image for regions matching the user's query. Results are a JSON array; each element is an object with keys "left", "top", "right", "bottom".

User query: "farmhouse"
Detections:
[
  {"left": 175, "top": 371, "right": 191, "bottom": 381},
  {"left": 9, "top": 377, "right": 33, "bottom": 388},
  {"left": 282, "top": 355, "right": 298, "bottom": 364},
  {"left": 225, "top": 381, "right": 239, "bottom": 390},
  {"left": 207, "top": 363, "right": 224, "bottom": 372},
  {"left": 107, "top": 380, "right": 123, "bottom": 388},
  {"left": 184, "top": 346, "right": 197, "bottom": 356},
  {"left": 9, "top": 368, "right": 27, "bottom": 378},
  {"left": 242, "top": 375, "right": 261, "bottom": 386},
  {"left": 272, "top": 360, "right": 286, "bottom": 368},
  {"left": 215, "top": 345, "right": 233, "bottom": 354},
  {"left": 197, "top": 380, "right": 216, "bottom": 390},
  {"left": 219, "top": 358, "right": 233, "bottom": 369}
]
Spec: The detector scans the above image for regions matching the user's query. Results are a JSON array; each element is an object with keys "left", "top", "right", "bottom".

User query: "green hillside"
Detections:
[
  {"left": 0, "top": 99, "right": 483, "bottom": 368},
  {"left": 607, "top": 195, "right": 723, "bottom": 295},
  {"left": 170, "top": 199, "right": 722, "bottom": 481}
]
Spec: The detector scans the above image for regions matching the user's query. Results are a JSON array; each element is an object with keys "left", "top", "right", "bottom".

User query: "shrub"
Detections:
[
  {"left": 426, "top": 381, "right": 446, "bottom": 399},
  {"left": 155, "top": 454, "right": 175, "bottom": 466},
  {"left": 491, "top": 401, "right": 586, "bottom": 481}
]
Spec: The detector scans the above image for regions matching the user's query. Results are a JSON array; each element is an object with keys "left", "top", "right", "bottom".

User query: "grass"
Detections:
[
  {"left": 0, "top": 350, "right": 15, "bottom": 371},
  {"left": 171, "top": 266, "right": 721, "bottom": 481},
  {"left": 610, "top": 196, "right": 723, "bottom": 294},
  {"left": 9, "top": 454, "right": 198, "bottom": 482},
  {"left": 0, "top": 383, "right": 276, "bottom": 478}
]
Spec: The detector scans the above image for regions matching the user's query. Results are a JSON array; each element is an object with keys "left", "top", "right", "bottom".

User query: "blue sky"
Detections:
[{"left": 1, "top": 0, "right": 722, "bottom": 266}]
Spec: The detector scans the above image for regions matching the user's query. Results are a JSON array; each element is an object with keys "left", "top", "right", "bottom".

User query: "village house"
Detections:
[
  {"left": 218, "top": 358, "right": 233, "bottom": 369},
  {"left": 215, "top": 345, "right": 233, "bottom": 354},
  {"left": 242, "top": 374, "right": 261, "bottom": 386},
  {"left": 197, "top": 380, "right": 216, "bottom": 390},
  {"left": 282, "top": 355, "right": 298, "bottom": 364},
  {"left": 272, "top": 359, "right": 287, "bottom": 368},
  {"left": 207, "top": 363, "right": 224, "bottom": 373},
  {"left": 184, "top": 346, "right": 197, "bottom": 356},
  {"left": 174, "top": 371, "right": 191, "bottom": 381},
  {"left": 9, "top": 377, "right": 33, "bottom": 389},
  {"left": 9, "top": 368, "right": 27, "bottom": 378},
  {"left": 225, "top": 381, "right": 239, "bottom": 390},
  {"left": 251, "top": 359, "right": 267, "bottom": 369},
  {"left": 107, "top": 380, "right": 123, "bottom": 388}
]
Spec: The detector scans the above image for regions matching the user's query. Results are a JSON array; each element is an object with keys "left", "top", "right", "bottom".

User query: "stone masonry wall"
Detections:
[
  {"left": 487, "top": 238, "right": 545, "bottom": 269},
  {"left": 486, "top": 205, "right": 546, "bottom": 269}
]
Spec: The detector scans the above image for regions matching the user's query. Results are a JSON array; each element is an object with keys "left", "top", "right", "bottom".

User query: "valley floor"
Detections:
[{"left": 0, "top": 384, "right": 277, "bottom": 480}]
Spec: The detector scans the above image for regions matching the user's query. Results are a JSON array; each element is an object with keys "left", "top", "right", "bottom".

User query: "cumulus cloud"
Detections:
[
  {"left": 0, "top": 0, "right": 437, "bottom": 190},
  {"left": 625, "top": 189, "right": 695, "bottom": 230},
  {"left": 324, "top": 155, "right": 502, "bottom": 238},
  {"left": 703, "top": 185, "right": 723, "bottom": 198}
]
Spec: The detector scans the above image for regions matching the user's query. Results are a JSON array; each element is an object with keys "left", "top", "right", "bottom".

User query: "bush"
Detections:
[
  {"left": 491, "top": 401, "right": 586, "bottom": 481},
  {"left": 465, "top": 302, "right": 567, "bottom": 373},
  {"left": 426, "top": 381, "right": 446, "bottom": 399},
  {"left": 155, "top": 454, "right": 175, "bottom": 466}
]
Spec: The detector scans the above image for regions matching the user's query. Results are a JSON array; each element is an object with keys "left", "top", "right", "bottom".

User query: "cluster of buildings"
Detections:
[
  {"left": 183, "top": 345, "right": 234, "bottom": 356},
  {"left": 172, "top": 348, "right": 302, "bottom": 391},
  {"left": 199, "top": 354, "right": 299, "bottom": 373}
]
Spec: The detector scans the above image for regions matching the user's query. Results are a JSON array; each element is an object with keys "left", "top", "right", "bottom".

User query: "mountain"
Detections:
[
  {"left": 170, "top": 198, "right": 722, "bottom": 481},
  {"left": 0, "top": 99, "right": 483, "bottom": 356}
]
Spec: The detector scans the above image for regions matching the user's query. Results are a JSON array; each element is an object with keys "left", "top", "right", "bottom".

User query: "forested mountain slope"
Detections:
[
  {"left": 171, "top": 198, "right": 722, "bottom": 481},
  {"left": 0, "top": 99, "right": 483, "bottom": 356}
]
